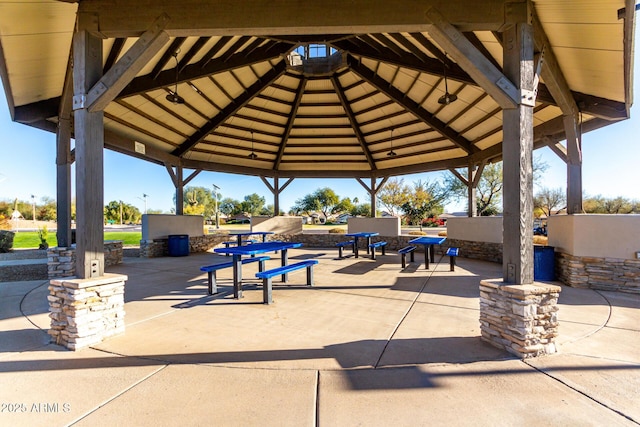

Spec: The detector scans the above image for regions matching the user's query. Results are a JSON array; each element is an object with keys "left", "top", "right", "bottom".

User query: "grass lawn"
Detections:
[{"left": 12, "top": 231, "right": 142, "bottom": 249}]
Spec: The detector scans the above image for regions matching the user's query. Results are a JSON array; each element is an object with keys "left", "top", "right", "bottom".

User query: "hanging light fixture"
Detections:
[
  {"left": 166, "top": 51, "right": 185, "bottom": 104},
  {"left": 437, "top": 61, "right": 457, "bottom": 105},
  {"left": 248, "top": 131, "right": 258, "bottom": 159},
  {"left": 387, "top": 128, "right": 397, "bottom": 157}
]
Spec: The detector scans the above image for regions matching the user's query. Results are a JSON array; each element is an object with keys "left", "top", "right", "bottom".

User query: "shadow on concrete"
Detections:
[{"left": 3, "top": 337, "right": 638, "bottom": 391}]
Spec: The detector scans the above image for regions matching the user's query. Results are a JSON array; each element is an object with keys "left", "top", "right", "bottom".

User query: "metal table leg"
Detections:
[{"left": 233, "top": 255, "right": 243, "bottom": 298}]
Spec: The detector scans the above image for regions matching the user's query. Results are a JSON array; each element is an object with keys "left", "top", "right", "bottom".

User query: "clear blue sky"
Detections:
[{"left": 1, "top": 36, "right": 638, "bottom": 214}]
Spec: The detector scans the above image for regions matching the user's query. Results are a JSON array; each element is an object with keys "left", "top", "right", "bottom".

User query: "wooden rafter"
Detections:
[
  {"left": 348, "top": 55, "right": 476, "bottom": 154},
  {"left": 332, "top": 76, "right": 376, "bottom": 169},
  {"left": 171, "top": 60, "right": 287, "bottom": 157}
]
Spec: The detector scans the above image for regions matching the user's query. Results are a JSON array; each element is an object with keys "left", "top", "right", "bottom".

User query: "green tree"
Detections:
[
  {"left": 334, "top": 197, "right": 354, "bottom": 216},
  {"left": 378, "top": 178, "right": 410, "bottom": 216},
  {"left": 175, "top": 186, "right": 216, "bottom": 217},
  {"left": 241, "top": 193, "right": 266, "bottom": 215},
  {"left": 37, "top": 197, "right": 57, "bottom": 221},
  {"left": 400, "top": 180, "right": 447, "bottom": 230},
  {"left": 294, "top": 187, "right": 340, "bottom": 219},
  {"left": 220, "top": 197, "right": 242, "bottom": 216},
  {"left": 444, "top": 156, "right": 548, "bottom": 216},
  {"left": 534, "top": 187, "right": 566, "bottom": 216},
  {"left": 104, "top": 201, "right": 141, "bottom": 224},
  {"left": 350, "top": 203, "right": 371, "bottom": 217}
]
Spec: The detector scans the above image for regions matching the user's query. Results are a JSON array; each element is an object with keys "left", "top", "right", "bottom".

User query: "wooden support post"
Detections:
[
  {"left": 56, "top": 117, "right": 73, "bottom": 248},
  {"left": 175, "top": 165, "right": 184, "bottom": 215},
  {"left": 502, "top": 21, "right": 535, "bottom": 285},
  {"left": 370, "top": 177, "right": 377, "bottom": 217},
  {"left": 273, "top": 176, "right": 280, "bottom": 216},
  {"left": 261, "top": 176, "right": 294, "bottom": 216},
  {"left": 564, "top": 115, "right": 583, "bottom": 214},
  {"left": 57, "top": 54, "right": 73, "bottom": 248},
  {"left": 73, "top": 29, "right": 105, "bottom": 278},
  {"left": 467, "top": 164, "right": 477, "bottom": 217}
]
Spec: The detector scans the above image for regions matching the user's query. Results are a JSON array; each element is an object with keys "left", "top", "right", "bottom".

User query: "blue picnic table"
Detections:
[
  {"left": 214, "top": 241, "right": 302, "bottom": 298},
  {"left": 345, "top": 232, "right": 379, "bottom": 258},
  {"left": 409, "top": 236, "right": 446, "bottom": 269}
]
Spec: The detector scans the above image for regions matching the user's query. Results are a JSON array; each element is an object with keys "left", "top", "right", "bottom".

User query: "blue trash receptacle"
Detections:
[
  {"left": 534, "top": 245, "right": 555, "bottom": 281},
  {"left": 168, "top": 234, "right": 189, "bottom": 257}
]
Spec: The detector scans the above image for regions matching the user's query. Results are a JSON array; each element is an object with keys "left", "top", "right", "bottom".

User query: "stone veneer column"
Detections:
[
  {"left": 479, "top": 279, "right": 561, "bottom": 358},
  {"left": 48, "top": 273, "right": 127, "bottom": 350}
]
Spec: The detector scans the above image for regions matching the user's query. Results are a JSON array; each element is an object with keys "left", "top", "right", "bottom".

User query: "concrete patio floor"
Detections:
[{"left": 1, "top": 248, "right": 639, "bottom": 426}]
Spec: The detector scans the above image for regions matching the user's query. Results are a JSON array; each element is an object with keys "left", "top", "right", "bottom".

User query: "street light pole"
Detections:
[
  {"left": 212, "top": 184, "right": 221, "bottom": 229},
  {"left": 137, "top": 194, "right": 148, "bottom": 215},
  {"left": 30, "top": 194, "right": 36, "bottom": 226}
]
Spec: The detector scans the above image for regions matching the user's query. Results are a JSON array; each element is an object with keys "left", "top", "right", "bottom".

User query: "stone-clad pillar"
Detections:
[
  {"left": 48, "top": 274, "right": 127, "bottom": 350},
  {"left": 480, "top": 279, "right": 561, "bottom": 358}
]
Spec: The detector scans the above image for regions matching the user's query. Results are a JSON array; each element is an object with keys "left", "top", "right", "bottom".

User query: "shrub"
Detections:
[
  {"left": 408, "top": 230, "right": 427, "bottom": 236},
  {"left": 0, "top": 230, "right": 15, "bottom": 252},
  {"left": 438, "top": 231, "right": 447, "bottom": 237},
  {"left": 328, "top": 228, "right": 346, "bottom": 234},
  {"left": 38, "top": 226, "right": 49, "bottom": 250}
]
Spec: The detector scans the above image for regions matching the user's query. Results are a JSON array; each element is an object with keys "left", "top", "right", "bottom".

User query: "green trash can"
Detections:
[
  {"left": 168, "top": 234, "right": 189, "bottom": 257},
  {"left": 534, "top": 245, "right": 555, "bottom": 281}
]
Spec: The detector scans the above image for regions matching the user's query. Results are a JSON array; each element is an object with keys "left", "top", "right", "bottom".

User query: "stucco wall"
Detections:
[
  {"left": 548, "top": 214, "right": 640, "bottom": 259},
  {"left": 446, "top": 217, "right": 503, "bottom": 244},
  {"left": 251, "top": 216, "right": 303, "bottom": 234},
  {"left": 347, "top": 216, "right": 400, "bottom": 236},
  {"left": 141, "top": 214, "right": 204, "bottom": 240}
]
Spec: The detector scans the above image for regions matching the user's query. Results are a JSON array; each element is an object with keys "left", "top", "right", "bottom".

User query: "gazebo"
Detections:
[{"left": 0, "top": 1, "right": 636, "bottom": 352}]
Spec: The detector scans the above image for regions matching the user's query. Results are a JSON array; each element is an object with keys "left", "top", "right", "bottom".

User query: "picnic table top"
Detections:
[
  {"left": 214, "top": 241, "right": 301, "bottom": 256},
  {"left": 409, "top": 236, "right": 446, "bottom": 245}
]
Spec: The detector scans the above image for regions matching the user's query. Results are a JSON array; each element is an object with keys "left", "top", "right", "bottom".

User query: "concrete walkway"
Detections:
[{"left": 1, "top": 249, "right": 638, "bottom": 426}]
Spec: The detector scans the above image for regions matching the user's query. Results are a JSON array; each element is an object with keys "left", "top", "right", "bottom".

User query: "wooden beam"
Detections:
[
  {"left": 85, "top": 15, "right": 170, "bottom": 112},
  {"left": 274, "top": 77, "right": 306, "bottom": 169},
  {"left": 171, "top": 60, "right": 287, "bottom": 157},
  {"left": 183, "top": 169, "right": 202, "bottom": 186},
  {"left": 332, "top": 76, "right": 376, "bottom": 169},
  {"left": 151, "top": 37, "right": 186, "bottom": 79},
  {"left": 78, "top": 0, "right": 516, "bottom": 37},
  {"left": 103, "top": 38, "right": 126, "bottom": 73},
  {"left": 119, "top": 41, "right": 292, "bottom": 98},
  {"left": 425, "top": 7, "right": 519, "bottom": 109},
  {"left": 531, "top": 10, "right": 578, "bottom": 119},
  {"left": 348, "top": 56, "right": 476, "bottom": 154}
]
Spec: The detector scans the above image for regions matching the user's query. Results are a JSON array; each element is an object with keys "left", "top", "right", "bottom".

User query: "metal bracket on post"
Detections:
[
  {"left": 72, "top": 94, "right": 87, "bottom": 111},
  {"left": 520, "top": 89, "right": 536, "bottom": 107}
]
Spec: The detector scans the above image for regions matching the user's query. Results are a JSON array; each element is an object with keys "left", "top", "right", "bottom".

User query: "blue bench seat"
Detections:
[
  {"left": 335, "top": 240, "right": 355, "bottom": 258},
  {"left": 200, "top": 256, "right": 269, "bottom": 294},
  {"left": 368, "top": 241, "right": 387, "bottom": 260},
  {"left": 398, "top": 245, "right": 417, "bottom": 268},
  {"left": 446, "top": 247, "right": 459, "bottom": 271},
  {"left": 255, "top": 260, "right": 318, "bottom": 304}
]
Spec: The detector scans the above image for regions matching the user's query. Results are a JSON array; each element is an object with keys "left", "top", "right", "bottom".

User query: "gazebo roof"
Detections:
[{"left": 0, "top": 0, "right": 635, "bottom": 178}]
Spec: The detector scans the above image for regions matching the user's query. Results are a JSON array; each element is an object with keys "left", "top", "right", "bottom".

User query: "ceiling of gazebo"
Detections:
[{"left": 0, "top": 0, "right": 635, "bottom": 178}]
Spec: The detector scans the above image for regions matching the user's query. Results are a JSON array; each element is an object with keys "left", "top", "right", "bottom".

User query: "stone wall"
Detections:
[
  {"left": 47, "top": 241, "right": 123, "bottom": 279},
  {"left": 480, "top": 279, "right": 561, "bottom": 358},
  {"left": 48, "top": 273, "right": 127, "bottom": 350},
  {"left": 445, "top": 239, "right": 503, "bottom": 263},
  {"left": 556, "top": 252, "right": 640, "bottom": 294},
  {"left": 139, "top": 234, "right": 230, "bottom": 258}
]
